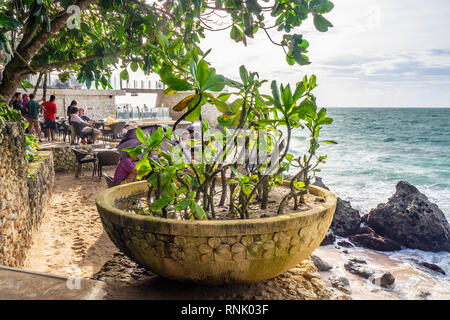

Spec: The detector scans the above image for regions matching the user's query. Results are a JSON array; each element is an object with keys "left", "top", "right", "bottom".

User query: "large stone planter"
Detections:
[{"left": 96, "top": 181, "right": 337, "bottom": 284}]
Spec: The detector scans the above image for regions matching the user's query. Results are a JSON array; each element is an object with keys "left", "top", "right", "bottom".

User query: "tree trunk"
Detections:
[
  {"left": 0, "top": 0, "right": 97, "bottom": 101},
  {"left": 42, "top": 72, "right": 48, "bottom": 101},
  {"left": 33, "top": 72, "right": 44, "bottom": 96}
]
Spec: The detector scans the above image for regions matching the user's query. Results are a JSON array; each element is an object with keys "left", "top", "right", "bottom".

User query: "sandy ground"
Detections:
[{"left": 23, "top": 170, "right": 117, "bottom": 278}]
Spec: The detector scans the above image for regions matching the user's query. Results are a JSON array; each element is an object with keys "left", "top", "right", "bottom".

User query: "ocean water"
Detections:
[
  {"left": 290, "top": 107, "right": 450, "bottom": 218},
  {"left": 290, "top": 107, "right": 450, "bottom": 282}
]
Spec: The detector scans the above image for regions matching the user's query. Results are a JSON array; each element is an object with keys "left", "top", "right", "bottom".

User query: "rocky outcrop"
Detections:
[
  {"left": 371, "top": 272, "right": 395, "bottom": 288},
  {"left": 413, "top": 260, "right": 446, "bottom": 275},
  {"left": 320, "top": 229, "right": 336, "bottom": 246},
  {"left": 310, "top": 254, "right": 333, "bottom": 271},
  {"left": 331, "top": 199, "right": 361, "bottom": 237},
  {"left": 344, "top": 259, "right": 395, "bottom": 288},
  {"left": 366, "top": 181, "right": 450, "bottom": 252},
  {"left": 344, "top": 260, "right": 375, "bottom": 279},
  {"left": 313, "top": 178, "right": 361, "bottom": 237},
  {"left": 349, "top": 233, "right": 401, "bottom": 252},
  {"left": 329, "top": 276, "right": 351, "bottom": 294}
]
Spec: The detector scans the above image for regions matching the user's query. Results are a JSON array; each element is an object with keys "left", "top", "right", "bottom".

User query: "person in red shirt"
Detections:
[{"left": 42, "top": 95, "right": 58, "bottom": 141}]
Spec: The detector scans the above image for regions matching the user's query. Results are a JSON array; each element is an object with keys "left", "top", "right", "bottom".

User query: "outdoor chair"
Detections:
[
  {"left": 72, "top": 121, "right": 94, "bottom": 144},
  {"left": 72, "top": 148, "right": 97, "bottom": 177},
  {"left": 110, "top": 121, "right": 127, "bottom": 139},
  {"left": 56, "top": 120, "right": 64, "bottom": 140},
  {"left": 101, "top": 126, "right": 113, "bottom": 141},
  {"left": 60, "top": 120, "right": 71, "bottom": 143},
  {"left": 96, "top": 150, "right": 121, "bottom": 178},
  {"left": 94, "top": 122, "right": 104, "bottom": 130},
  {"left": 103, "top": 173, "right": 118, "bottom": 188}
]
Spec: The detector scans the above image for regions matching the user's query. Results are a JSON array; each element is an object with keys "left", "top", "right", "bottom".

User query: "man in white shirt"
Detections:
[{"left": 70, "top": 107, "right": 101, "bottom": 144}]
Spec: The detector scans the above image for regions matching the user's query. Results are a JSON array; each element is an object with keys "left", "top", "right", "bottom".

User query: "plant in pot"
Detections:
[{"left": 96, "top": 44, "right": 337, "bottom": 283}]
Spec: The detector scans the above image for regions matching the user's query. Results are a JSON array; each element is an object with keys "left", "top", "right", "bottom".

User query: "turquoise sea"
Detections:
[
  {"left": 290, "top": 107, "right": 450, "bottom": 219},
  {"left": 290, "top": 107, "right": 450, "bottom": 276}
]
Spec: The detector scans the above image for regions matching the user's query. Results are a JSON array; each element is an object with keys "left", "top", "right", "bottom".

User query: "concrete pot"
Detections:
[{"left": 96, "top": 181, "right": 337, "bottom": 284}]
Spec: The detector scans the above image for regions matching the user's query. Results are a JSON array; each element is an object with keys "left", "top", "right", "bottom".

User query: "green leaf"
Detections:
[
  {"left": 0, "top": 14, "right": 21, "bottom": 30},
  {"left": 158, "top": 33, "right": 169, "bottom": 49},
  {"left": 164, "top": 77, "right": 194, "bottom": 91},
  {"left": 136, "top": 127, "right": 147, "bottom": 145},
  {"left": 174, "top": 199, "right": 190, "bottom": 211},
  {"left": 320, "top": 140, "right": 338, "bottom": 144},
  {"left": 150, "top": 196, "right": 172, "bottom": 211},
  {"left": 191, "top": 201, "right": 207, "bottom": 219},
  {"left": 120, "top": 69, "right": 129, "bottom": 81},
  {"left": 271, "top": 81, "right": 282, "bottom": 108},
  {"left": 130, "top": 61, "right": 139, "bottom": 72},
  {"left": 313, "top": 14, "right": 333, "bottom": 32},
  {"left": 196, "top": 60, "right": 209, "bottom": 88},
  {"left": 230, "top": 25, "right": 242, "bottom": 42}
]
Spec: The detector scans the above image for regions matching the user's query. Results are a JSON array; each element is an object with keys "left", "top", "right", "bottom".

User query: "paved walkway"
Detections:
[{"left": 0, "top": 266, "right": 106, "bottom": 300}]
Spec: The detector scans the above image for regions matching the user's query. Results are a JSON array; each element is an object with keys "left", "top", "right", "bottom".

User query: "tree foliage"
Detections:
[{"left": 0, "top": 0, "right": 334, "bottom": 100}]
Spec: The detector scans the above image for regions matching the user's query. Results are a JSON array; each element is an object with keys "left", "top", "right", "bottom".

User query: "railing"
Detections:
[{"left": 116, "top": 106, "right": 170, "bottom": 120}]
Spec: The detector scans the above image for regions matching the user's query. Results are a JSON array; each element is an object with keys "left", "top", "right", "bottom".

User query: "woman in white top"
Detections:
[{"left": 70, "top": 107, "right": 101, "bottom": 144}]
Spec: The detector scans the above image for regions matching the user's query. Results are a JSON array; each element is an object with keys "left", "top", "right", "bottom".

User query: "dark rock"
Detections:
[
  {"left": 348, "top": 257, "right": 367, "bottom": 264},
  {"left": 371, "top": 272, "right": 395, "bottom": 288},
  {"left": 417, "top": 291, "right": 431, "bottom": 300},
  {"left": 361, "top": 214, "right": 369, "bottom": 224},
  {"left": 329, "top": 276, "right": 351, "bottom": 294},
  {"left": 310, "top": 254, "right": 333, "bottom": 271},
  {"left": 337, "top": 240, "right": 354, "bottom": 248},
  {"left": 349, "top": 233, "right": 402, "bottom": 252},
  {"left": 331, "top": 198, "right": 362, "bottom": 237},
  {"left": 415, "top": 261, "right": 446, "bottom": 275},
  {"left": 366, "top": 181, "right": 450, "bottom": 252},
  {"left": 313, "top": 177, "right": 330, "bottom": 190},
  {"left": 312, "top": 177, "right": 361, "bottom": 236},
  {"left": 356, "top": 225, "right": 376, "bottom": 235},
  {"left": 320, "top": 229, "right": 336, "bottom": 246},
  {"left": 344, "top": 261, "right": 375, "bottom": 279}
]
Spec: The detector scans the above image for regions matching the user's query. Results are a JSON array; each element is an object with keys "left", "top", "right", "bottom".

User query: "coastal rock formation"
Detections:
[
  {"left": 371, "top": 272, "right": 395, "bottom": 288},
  {"left": 365, "top": 181, "right": 450, "bottom": 252},
  {"left": 344, "top": 260, "right": 375, "bottom": 279},
  {"left": 320, "top": 229, "right": 336, "bottom": 246},
  {"left": 331, "top": 199, "right": 361, "bottom": 237},
  {"left": 337, "top": 240, "right": 354, "bottom": 248},
  {"left": 329, "top": 276, "right": 351, "bottom": 294},
  {"left": 313, "top": 177, "right": 361, "bottom": 237},
  {"left": 349, "top": 233, "right": 402, "bottom": 252},
  {"left": 310, "top": 254, "right": 333, "bottom": 271},
  {"left": 413, "top": 260, "right": 446, "bottom": 275}
]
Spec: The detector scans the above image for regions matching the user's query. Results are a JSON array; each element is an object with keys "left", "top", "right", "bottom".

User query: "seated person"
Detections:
[
  {"left": 79, "top": 108, "right": 95, "bottom": 123},
  {"left": 70, "top": 107, "right": 101, "bottom": 144},
  {"left": 113, "top": 155, "right": 138, "bottom": 185}
]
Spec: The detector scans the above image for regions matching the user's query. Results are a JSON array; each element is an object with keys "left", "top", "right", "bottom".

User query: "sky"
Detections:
[
  {"left": 118, "top": 0, "right": 450, "bottom": 108},
  {"left": 198, "top": 0, "right": 450, "bottom": 107}
]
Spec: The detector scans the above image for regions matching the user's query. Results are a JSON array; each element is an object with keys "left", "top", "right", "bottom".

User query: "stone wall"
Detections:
[
  {"left": 27, "top": 151, "right": 54, "bottom": 230},
  {"left": 33, "top": 88, "right": 126, "bottom": 120},
  {"left": 41, "top": 143, "right": 118, "bottom": 173},
  {"left": 0, "top": 121, "right": 54, "bottom": 267}
]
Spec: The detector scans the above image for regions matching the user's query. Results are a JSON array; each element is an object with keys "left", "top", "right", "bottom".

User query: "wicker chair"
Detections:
[
  {"left": 110, "top": 121, "right": 127, "bottom": 139},
  {"left": 96, "top": 150, "right": 121, "bottom": 178},
  {"left": 72, "top": 148, "right": 97, "bottom": 177},
  {"left": 72, "top": 121, "right": 94, "bottom": 143},
  {"left": 103, "top": 173, "right": 118, "bottom": 188}
]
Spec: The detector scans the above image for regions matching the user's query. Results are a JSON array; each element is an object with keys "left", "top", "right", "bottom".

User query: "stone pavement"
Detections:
[{"left": 0, "top": 266, "right": 106, "bottom": 300}]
